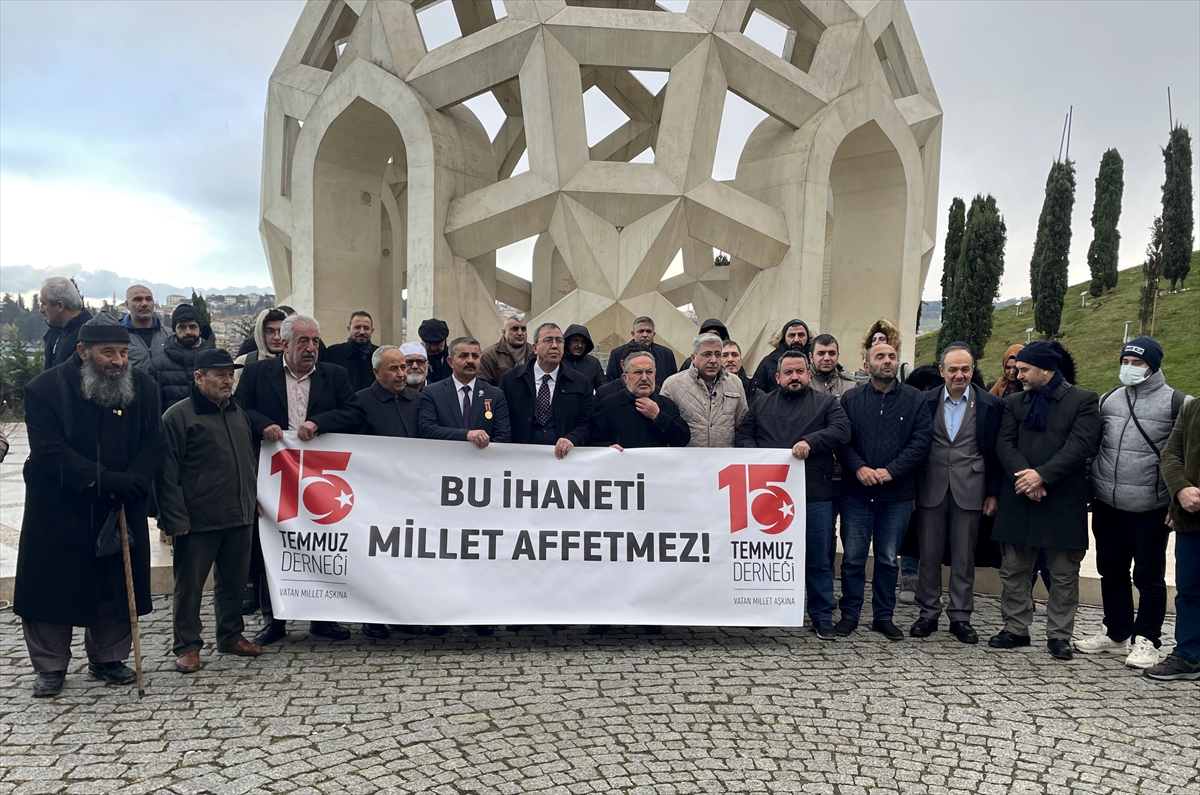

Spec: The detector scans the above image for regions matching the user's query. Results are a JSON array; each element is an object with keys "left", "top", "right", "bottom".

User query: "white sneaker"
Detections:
[
  {"left": 1073, "top": 629, "right": 1130, "bottom": 655},
  {"left": 1125, "top": 637, "right": 1161, "bottom": 669}
]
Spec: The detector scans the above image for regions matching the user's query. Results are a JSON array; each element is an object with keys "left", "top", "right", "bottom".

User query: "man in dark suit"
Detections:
[
  {"left": 988, "top": 341, "right": 1101, "bottom": 661},
  {"left": 320, "top": 310, "right": 378, "bottom": 392},
  {"left": 311, "top": 344, "right": 418, "bottom": 640},
  {"left": 234, "top": 314, "right": 355, "bottom": 646},
  {"left": 604, "top": 316, "right": 678, "bottom": 391},
  {"left": 419, "top": 336, "right": 511, "bottom": 448},
  {"left": 502, "top": 322, "right": 591, "bottom": 458},
  {"left": 910, "top": 342, "right": 1005, "bottom": 645},
  {"left": 313, "top": 345, "right": 419, "bottom": 440}
]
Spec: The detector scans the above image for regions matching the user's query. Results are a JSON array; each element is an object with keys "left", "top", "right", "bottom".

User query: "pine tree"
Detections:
[
  {"left": 938, "top": 195, "right": 1007, "bottom": 358},
  {"left": 1086, "top": 149, "right": 1124, "bottom": 296},
  {"left": 1139, "top": 216, "right": 1164, "bottom": 334},
  {"left": 189, "top": 290, "right": 213, "bottom": 327},
  {"left": 936, "top": 198, "right": 966, "bottom": 354},
  {"left": 1030, "top": 159, "right": 1076, "bottom": 337},
  {"left": 1161, "top": 125, "right": 1194, "bottom": 291}
]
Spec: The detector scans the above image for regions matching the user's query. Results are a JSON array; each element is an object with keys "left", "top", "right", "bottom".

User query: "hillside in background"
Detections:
[{"left": 915, "top": 265, "right": 1199, "bottom": 398}]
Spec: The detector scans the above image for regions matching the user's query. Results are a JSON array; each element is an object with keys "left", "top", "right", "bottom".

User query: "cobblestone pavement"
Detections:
[{"left": 1, "top": 594, "right": 1197, "bottom": 795}]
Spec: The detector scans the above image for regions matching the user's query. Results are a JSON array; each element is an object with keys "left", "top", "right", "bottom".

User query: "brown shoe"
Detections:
[
  {"left": 220, "top": 639, "right": 263, "bottom": 657},
  {"left": 175, "top": 651, "right": 201, "bottom": 673}
]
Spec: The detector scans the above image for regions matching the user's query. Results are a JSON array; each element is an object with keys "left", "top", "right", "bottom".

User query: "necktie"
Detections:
[
  {"left": 461, "top": 385, "right": 472, "bottom": 429},
  {"left": 536, "top": 374, "right": 552, "bottom": 426}
]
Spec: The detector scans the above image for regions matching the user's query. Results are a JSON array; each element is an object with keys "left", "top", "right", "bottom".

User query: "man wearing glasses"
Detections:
[
  {"left": 401, "top": 342, "right": 430, "bottom": 392},
  {"left": 590, "top": 352, "right": 689, "bottom": 450},
  {"left": 502, "top": 323, "right": 593, "bottom": 458},
  {"left": 479, "top": 316, "right": 532, "bottom": 386}
]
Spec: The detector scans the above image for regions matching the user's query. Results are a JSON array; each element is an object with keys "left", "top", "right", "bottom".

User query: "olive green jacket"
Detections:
[{"left": 1162, "top": 398, "right": 1200, "bottom": 534}]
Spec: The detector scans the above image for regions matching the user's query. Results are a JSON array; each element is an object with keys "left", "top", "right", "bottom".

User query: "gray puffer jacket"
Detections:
[
  {"left": 659, "top": 367, "right": 748, "bottom": 448},
  {"left": 1090, "top": 370, "right": 1192, "bottom": 512}
]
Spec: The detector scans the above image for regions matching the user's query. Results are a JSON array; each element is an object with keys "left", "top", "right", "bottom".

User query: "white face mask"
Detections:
[{"left": 1119, "top": 364, "right": 1149, "bottom": 387}]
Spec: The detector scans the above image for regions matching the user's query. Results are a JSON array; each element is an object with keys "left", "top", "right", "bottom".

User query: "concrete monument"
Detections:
[{"left": 260, "top": 0, "right": 941, "bottom": 365}]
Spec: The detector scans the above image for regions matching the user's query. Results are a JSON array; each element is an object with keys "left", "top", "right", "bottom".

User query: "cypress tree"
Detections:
[
  {"left": 1086, "top": 149, "right": 1124, "bottom": 296},
  {"left": 936, "top": 197, "right": 966, "bottom": 354},
  {"left": 1030, "top": 159, "right": 1076, "bottom": 337},
  {"left": 1162, "top": 125, "right": 1194, "bottom": 291},
  {"left": 1139, "top": 216, "right": 1164, "bottom": 334},
  {"left": 938, "top": 194, "right": 1007, "bottom": 358}
]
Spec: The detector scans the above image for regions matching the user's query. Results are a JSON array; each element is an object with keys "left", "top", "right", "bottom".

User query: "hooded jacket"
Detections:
[
  {"left": 122, "top": 313, "right": 169, "bottom": 373},
  {"left": 562, "top": 324, "right": 606, "bottom": 391},
  {"left": 1090, "top": 369, "right": 1192, "bottom": 512},
  {"left": 233, "top": 309, "right": 279, "bottom": 389},
  {"left": 751, "top": 319, "right": 811, "bottom": 396},
  {"left": 150, "top": 332, "right": 217, "bottom": 410}
]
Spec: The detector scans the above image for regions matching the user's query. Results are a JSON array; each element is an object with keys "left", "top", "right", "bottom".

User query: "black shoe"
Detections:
[
  {"left": 391, "top": 625, "right": 421, "bottom": 635},
  {"left": 88, "top": 661, "right": 136, "bottom": 685},
  {"left": 423, "top": 626, "right": 449, "bottom": 636},
  {"left": 871, "top": 620, "right": 904, "bottom": 641},
  {"left": 988, "top": 630, "right": 1031, "bottom": 649},
  {"left": 812, "top": 620, "right": 836, "bottom": 640},
  {"left": 949, "top": 621, "right": 978, "bottom": 644},
  {"left": 910, "top": 617, "right": 938, "bottom": 638},
  {"left": 33, "top": 670, "right": 65, "bottom": 698},
  {"left": 1144, "top": 653, "right": 1200, "bottom": 681},
  {"left": 241, "top": 584, "right": 259, "bottom": 615},
  {"left": 361, "top": 623, "right": 390, "bottom": 639},
  {"left": 835, "top": 617, "right": 858, "bottom": 637},
  {"left": 309, "top": 621, "right": 350, "bottom": 640},
  {"left": 1047, "top": 638, "right": 1073, "bottom": 660},
  {"left": 588, "top": 624, "right": 610, "bottom": 635},
  {"left": 643, "top": 625, "right": 662, "bottom": 635},
  {"left": 472, "top": 625, "right": 494, "bottom": 636},
  {"left": 254, "top": 621, "right": 287, "bottom": 646}
]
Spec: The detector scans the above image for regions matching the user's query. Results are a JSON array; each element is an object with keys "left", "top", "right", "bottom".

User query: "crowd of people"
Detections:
[{"left": 11, "top": 276, "right": 1200, "bottom": 699}]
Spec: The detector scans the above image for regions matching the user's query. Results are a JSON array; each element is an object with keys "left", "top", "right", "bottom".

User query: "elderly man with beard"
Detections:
[
  {"left": 235, "top": 314, "right": 356, "bottom": 646},
  {"left": 158, "top": 349, "right": 262, "bottom": 673},
  {"left": 737, "top": 351, "right": 851, "bottom": 639},
  {"left": 15, "top": 314, "right": 164, "bottom": 698},
  {"left": 401, "top": 342, "right": 430, "bottom": 391},
  {"left": 150, "top": 304, "right": 216, "bottom": 410},
  {"left": 660, "top": 333, "right": 747, "bottom": 448},
  {"left": 835, "top": 343, "right": 933, "bottom": 640}
]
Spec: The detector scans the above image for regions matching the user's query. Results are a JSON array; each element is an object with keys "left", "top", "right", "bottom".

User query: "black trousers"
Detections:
[
  {"left": 1092, "top": 499, "right": 1170, "bottom": 645},
  {"left": 172, "top": 525, "right": 252, "bottom": 656}
]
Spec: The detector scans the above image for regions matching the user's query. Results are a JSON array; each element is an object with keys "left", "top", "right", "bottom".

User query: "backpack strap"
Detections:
[
  {"left": 1171, "top": 388, "right": 1184, "bottom": 422},
  {"left": 1124, "top": 390, "right": 1164, "bottom": 459}
]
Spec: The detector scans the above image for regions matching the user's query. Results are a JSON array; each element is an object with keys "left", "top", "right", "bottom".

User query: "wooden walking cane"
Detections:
[{"left": 118, "top": 506, "right": 146, "bottom": 697}]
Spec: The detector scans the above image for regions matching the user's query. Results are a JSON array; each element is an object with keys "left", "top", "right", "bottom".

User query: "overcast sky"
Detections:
[{"left": 1, "top": 0, "right": 1196, "bottom": 302}]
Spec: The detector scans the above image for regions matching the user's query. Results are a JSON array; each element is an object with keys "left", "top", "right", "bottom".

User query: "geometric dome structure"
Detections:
[{"left": 260, "top": 0, "right": 941, "bottom": 365}]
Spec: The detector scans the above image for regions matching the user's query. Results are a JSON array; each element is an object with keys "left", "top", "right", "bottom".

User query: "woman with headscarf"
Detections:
[{"left": 988, "top": 344, "right": 1025, "bottom": 397}]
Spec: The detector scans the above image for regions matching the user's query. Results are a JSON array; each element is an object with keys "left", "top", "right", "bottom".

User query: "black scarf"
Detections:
[
  {"left": 1022, "top": 371, "right": 1063, "bottom": 431},
  {"left": 346, "top": 337, "right": 373, "bottom": 361}
]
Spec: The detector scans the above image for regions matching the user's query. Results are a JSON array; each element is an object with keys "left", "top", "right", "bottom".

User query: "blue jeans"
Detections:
[
  {"left": 838, "top": 496, "right": 913, "bottom": 622},
  {"left": 1176, "top": 531, "right": 1200, "bottom": 664},
  {"left": 899, "top": 555, "right": 918, "bottom": 577},
  {"left": 806, "top": 501, "right": 834, "bottom": 623}
]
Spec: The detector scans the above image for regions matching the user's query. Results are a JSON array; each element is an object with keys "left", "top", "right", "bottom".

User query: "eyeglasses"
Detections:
[{"left": 538, "top": 337, "right": 565, "bottom": 346}]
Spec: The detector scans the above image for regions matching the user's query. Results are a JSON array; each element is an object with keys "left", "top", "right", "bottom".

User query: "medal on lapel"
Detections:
[{"left": 483, "top": 397, "right": 493, "bottom": 420}]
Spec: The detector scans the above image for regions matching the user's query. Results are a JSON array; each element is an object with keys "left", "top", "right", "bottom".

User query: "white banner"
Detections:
[{"left": 259, "top": 433, "right": 806, "bottom": 626}]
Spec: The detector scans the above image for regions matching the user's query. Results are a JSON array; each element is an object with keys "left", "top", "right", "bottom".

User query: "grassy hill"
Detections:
[{"left": 915, "top": 266, "right": 1199, "bottom": 397}]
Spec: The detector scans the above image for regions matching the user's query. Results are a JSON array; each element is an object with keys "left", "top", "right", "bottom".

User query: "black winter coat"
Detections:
[
  {"left": 41, "top": 309, "right": 93, "bottom": 371},
  {"left": 604, "top": 342, "right": 678, "bottom": 391},
  {"left": 993, "top": 382, "right": 1101, "bottom": 550},
  {"left": 562, "top": 324, "right": 607, "bottom": 392},
  {"left": 234, "top": 357, "right": 355, "bottom": 436},
  {"left": 322, "top": 340, "right": 379, "bottom": 392},
  {"left": 15, "top": 357, "right": 164, "bottom": 625},
  {"left": 501, "top": 362, "right": 593, "bottom": 446},
  {"left": 311, "top": 381, "right": 421, "bottom": 438},
  {"left": 736, "top": 387, "right": 851, "bottom": 501},
  {"left": 590, "top": 390, "right": 690, "bottom": 449},
  {"left": 150, "top": 334, "right": 216, "bottom": 410},
  {"left": 838, "top": 382, "right": 933, "bottom": 502}
]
